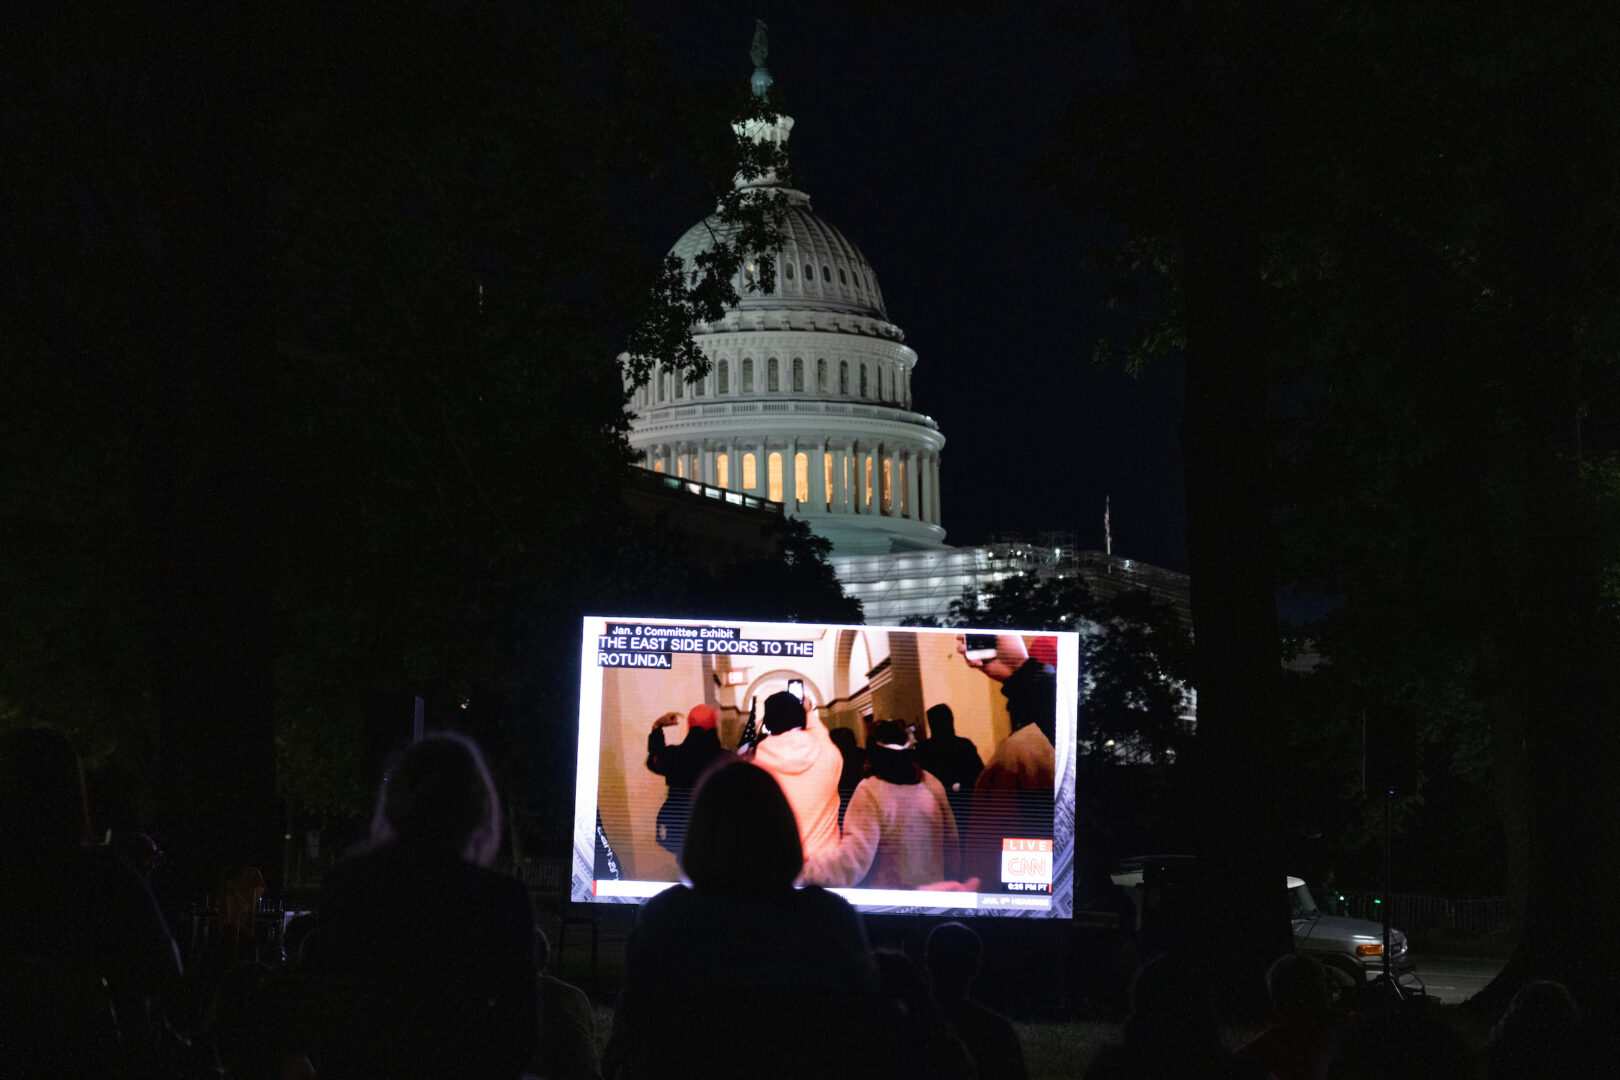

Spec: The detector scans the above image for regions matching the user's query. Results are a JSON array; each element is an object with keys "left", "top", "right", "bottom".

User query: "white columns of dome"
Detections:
[
  {"left": 890, "top": 445, "right": 902, "bottom": 516},
  {"left": 921, "top": 451, "right": 933, "bottom": 522},
  {"left": 881, "top": 443, "right": 894, "bottom": 518},
  {"left": 855, "top": 442, "right": 869, "bottom": 515},
  {"left": 927, "top": 451, "right": 938, "bottom": 524},
  {"left": 906, "top": 448, "right": 921, "bottom": 521},
  {"left": 831, "top": 443, "right": 847, "bottom": 512},
  {"left": 810, "top": 439, "right": 827, "bottom": 512},
  {"left": 789, "top": 436, "right": 800, "bottom": 508},
  {"left": 841, "top": 442, "right": 853, "bottom": 513},
  {"left": 894, "top": 448, "right": 904, "bottom": 517},
  {"left": 700, "top": 443, "right": 714, "bottom": 487},
  {"left": 881, "top": 446, "right": 894, "bottom": 518},
  {"left": 931, "top": 453, "right": 942, "bottom": 525},
  {"left": 872, "top": 442, "right": 883, "bottom": 515},
  {"left": 755, "top": 436, "right": 767, "bottom": 498}
]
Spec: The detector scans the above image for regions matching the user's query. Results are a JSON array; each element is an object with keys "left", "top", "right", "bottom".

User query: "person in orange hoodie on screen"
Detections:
[{"left": 747, "top": 690, "right": 842, "bottom": 861}]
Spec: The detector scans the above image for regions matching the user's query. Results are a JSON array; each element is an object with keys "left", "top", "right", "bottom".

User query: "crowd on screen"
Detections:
[
  {"left": 2, "top": 721, "right": 1604, "bottom": 1078},
  {"left": 642, "top": 632, "right": 1060, "bottom": 894}
]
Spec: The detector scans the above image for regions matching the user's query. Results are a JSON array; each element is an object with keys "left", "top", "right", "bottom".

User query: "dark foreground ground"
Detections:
[{"left": 539, "top": 906, "right": 1509, "bottom": 1079}]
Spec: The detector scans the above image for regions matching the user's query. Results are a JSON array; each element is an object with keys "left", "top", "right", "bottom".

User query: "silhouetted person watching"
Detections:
[
  {"left": 1085, "top": 954, "right": 1266, "bottom": 1080},
  {"left": 1486, "top": 979, "right": 1581, "bottom": 1080},
  {"left": 1238, "top": 954, "right": 1337, "bottom": 1080},
  {"left": 604, "top": 759, "right": 894, "bottom": 1079},
  {"left": 0, "top": 728, "right": 182, "bottom": 1074},
  {"left": 308, "top": 732, "right": 539, "bottom": 1080},
  {"left": 925, "top": 921, "right": 1027, "bottom": 1080},
  {"left": 872, "top": 947, "right": 976, "bottom": 1079}
]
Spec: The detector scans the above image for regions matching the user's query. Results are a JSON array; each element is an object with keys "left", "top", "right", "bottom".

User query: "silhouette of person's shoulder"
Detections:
[{"left": 939, "top": 996, "right": 1026, "bottom": 1080}]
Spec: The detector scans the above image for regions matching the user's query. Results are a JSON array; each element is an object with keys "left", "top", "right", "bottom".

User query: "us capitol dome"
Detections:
[{"left": 624, "top": 38, "right": 946, "bottom": 557}]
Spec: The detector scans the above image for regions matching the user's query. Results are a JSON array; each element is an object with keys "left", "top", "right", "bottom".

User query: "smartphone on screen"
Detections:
[{"left": 963, "top": 633, "right": 998, "bottom": 662}]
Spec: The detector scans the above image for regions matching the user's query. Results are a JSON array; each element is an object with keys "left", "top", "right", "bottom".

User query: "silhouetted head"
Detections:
[
  {"left": 687, "top": 704, "right": 719, "bottom": 731},
  {"left": 926, "top": 703, "right": 955, "bottom": 738},
  {"left": 680, "top": 759, "right": 802, "bottom": 894},
  {"left": 371, "top": 732, "right": 502, "bottom": 866},
  {"left": 1266, "top": 953, "right": 1332, "bottom": 1025},
  {"left": 868, "top": 721, "right": 921, "bottom": 785},
  {"left": 1324, "top": 998, "right": 1477, "bottom": 1080},
  {"left": 926, "top": 921, "right": 983, "bottom": 997},
  {"left": 874, "top": 948, "right": 935, "bottom": 1015},
  {"left": 1123, "top": 954, "right": 1219, "bottom": 1053},
  {"left": 0, "top": 727, "right": 93, "bottom": 853},
  {"left": 761, "top": 690, "right": 807, "bottom": 734},
  {"left": 829, "top": 727, "right": 858, "bottom": 755},
  {"left": 1487, "top": 979, "right": 1579, "bottom": 1076}
]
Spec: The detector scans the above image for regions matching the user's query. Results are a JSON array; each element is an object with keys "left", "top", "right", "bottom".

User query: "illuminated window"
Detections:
[
  {"left": 653, "top": 460, "right": 665, "bottom": 473},
  {"left": 717, "top": 454, "right": 729, "bottom": 489},
  {"left": 768, "top": 452, "right": 784, "bottom": 503},
  {"left": 768, "top": 357, "right": 779, "bottom": 392},
  {"left": 743, "top": 452, "right": 757, "bottom": 490},
  {"left": 718, "top": 359, "right": 729, "bottom": 394},
  {"left": 860, "top": 365, "right": 868, "bottom": 398},
  {"left": 864, "top": 456, "right": 873, "bottom": 506},
  {"left": 743, "top": 358, "right": 755, "bottom": 393},
  {"left": 817, "top": 359, "right": 828, "bottom": 393},
  {"left": 784, "top": 262, "right": 795, "bottom": 280},
  {"left": 677, "top": 457, "right": 685, "bottom": 479},
  {"left": 794, "top": 453, "right": 808, "bottom": 504},
  {"left": 882, "top": 459, "right": 892, "bottom": 512},
  {"left": 792, "top": 358, "right": 803, "bottom": 392},
  {"left": 839, "top": 361, "right": 849, "bottom": 395},
  {"left": 899, "top": 459, "right": 907, "bottom": 516},
  {"left": 824, "top": 452, "right": 834, "bottom": 507}
]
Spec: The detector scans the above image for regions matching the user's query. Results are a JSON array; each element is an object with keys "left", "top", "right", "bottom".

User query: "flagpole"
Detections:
[{"left": 1104, "top": 495, "right": 1112, "bottom": 559}]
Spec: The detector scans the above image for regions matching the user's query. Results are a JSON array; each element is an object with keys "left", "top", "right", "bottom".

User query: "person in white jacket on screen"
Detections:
[{"left": 802, "top": 720, "right": 960, "bottom": 890}]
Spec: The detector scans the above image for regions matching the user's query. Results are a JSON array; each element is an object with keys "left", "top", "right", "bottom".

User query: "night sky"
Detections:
[{"left": 626, "top": 2, "right": 1189, "bottom": 571}]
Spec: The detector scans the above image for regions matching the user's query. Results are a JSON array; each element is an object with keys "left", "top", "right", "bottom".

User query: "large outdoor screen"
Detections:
[{"left": 572, "top": 616, "right": 1079, "bottom": 917}]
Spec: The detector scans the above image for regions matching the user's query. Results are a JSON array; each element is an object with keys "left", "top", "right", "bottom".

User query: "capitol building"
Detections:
[
  {"left": 625, "top": 80, "right": 946, "bottom": 559},
  {"left": 626, "top": 37, "right": 1185, "bottom": 623}
]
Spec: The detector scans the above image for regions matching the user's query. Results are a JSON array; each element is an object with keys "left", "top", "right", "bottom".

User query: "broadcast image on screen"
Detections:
[{"left": 571, "top": 616, "right": 1079, "bottom": 917}]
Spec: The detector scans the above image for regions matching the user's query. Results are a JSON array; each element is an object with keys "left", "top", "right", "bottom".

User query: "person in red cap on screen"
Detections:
[
  {"left": 646, "top": 704, "right": 728, "bottom": 854},
  {"left": 748, "top": 690, "right": 843, "bottom": 861}
]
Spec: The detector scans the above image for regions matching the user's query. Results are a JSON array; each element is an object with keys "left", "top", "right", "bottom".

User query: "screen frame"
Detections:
[{"left": 571, "top": 615, "right": 1079, "bottom": 919}]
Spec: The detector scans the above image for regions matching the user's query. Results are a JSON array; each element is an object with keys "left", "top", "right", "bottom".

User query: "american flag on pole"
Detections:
[{"left": 1104, "top": 496, "right": 1111, "bottom": 556}]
